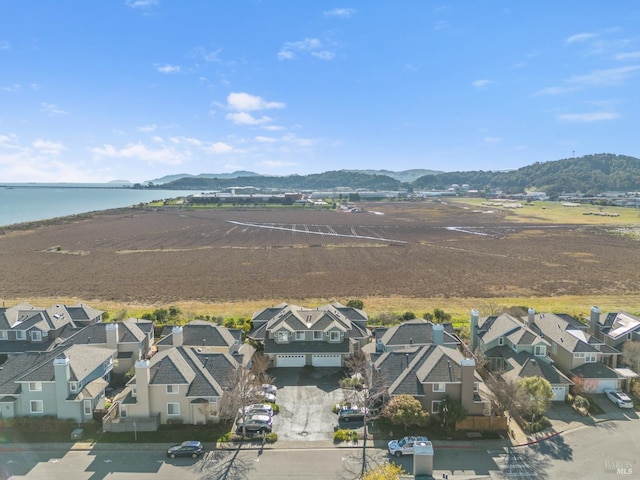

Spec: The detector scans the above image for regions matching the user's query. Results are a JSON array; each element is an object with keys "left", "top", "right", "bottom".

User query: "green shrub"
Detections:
[
  {"left": 573, "top": 395, "right": 590, "bottom": 410},
  {"left": 217, "top": 432, "right": 233, "bottom": 442},
  {"left": 265, "top": 432, "right": 278, "bottom": 443},
  {"left": 522, "top": 416, "right": 551, "bottom": 434},
  {"left": 333, "top": 428, "right": 355, "bottom": 443}
]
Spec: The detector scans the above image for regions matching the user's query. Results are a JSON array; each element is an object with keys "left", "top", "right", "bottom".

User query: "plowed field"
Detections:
[{"left": 0, "top": 201, "right": 638, "bottom": 306}]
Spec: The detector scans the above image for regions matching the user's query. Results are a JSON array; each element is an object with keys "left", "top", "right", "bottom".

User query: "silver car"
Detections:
[
  {"left": 604, "top": 389, "right": 634, "bottom": 409},
  {"left": 387, "top": 436, "right": 430, "bottom": 457}
]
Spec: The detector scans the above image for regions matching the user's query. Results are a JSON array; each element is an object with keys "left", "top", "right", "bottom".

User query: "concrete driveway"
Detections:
[{"left": 268, "top": 367, "right": 347, "bottom": 441}]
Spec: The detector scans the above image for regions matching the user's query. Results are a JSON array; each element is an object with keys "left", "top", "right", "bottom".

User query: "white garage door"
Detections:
[
  {"left": 551, "top": 386, "right": 566, "bottom": 401},
  {"left": 312, "top": 354, "right": 342, "bottom": 367},
  {"left": 594, "top": 379, "right": 619, "bottom": 393},
  {"left": 276, "top": 354, "right": 305, "bottom": 367}
]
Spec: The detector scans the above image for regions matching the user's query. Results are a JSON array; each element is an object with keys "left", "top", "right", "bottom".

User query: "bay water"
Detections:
[{"left": 0, "top": 184, "right": 196, "bottom": 227}]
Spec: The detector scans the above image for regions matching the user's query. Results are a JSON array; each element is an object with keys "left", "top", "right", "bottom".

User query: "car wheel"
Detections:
[
  {"left": 170, "top": 453, "right": 176, "bottom": 459},
  {"left": 394, "top": 451, "right": 402, "bottom": 457},
  {"left": 192, "top": 453, "right": 198, "bottom": 458}
]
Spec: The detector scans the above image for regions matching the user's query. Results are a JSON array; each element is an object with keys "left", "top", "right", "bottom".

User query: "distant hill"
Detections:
[
  {"left": 341, "top": 168, "right": 442, "bottom": 183},
  {"left": 148, "top": 171, "right": 261, "bottom": 184},
  {"left": 149, "top": 154, "right": 640, "bottom": 195},
  {"left": 412, "top": 153, "right": 640, "bottom": 196}
]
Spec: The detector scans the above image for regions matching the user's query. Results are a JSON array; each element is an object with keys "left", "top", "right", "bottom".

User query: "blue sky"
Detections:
[{"left": 1, "top": 1, "right": 639, "bottom": 183}]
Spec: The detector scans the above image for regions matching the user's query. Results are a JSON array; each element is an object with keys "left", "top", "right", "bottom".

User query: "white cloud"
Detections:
[
  {"left": 125, "top": 0, "right": 158, "bottom": 8},
  {"left": 324, "top": 8, "right": 356, "bottom": 18},
  {"left": 615, "top": 51, "right": 640, "bottom": 60},
  {"left": 227, "top": 92, "right": 285, "bottom": 111},
  {"left": 89, "top": 142, "right": 186, "bottom": 165},
  {"left": 558, "top": 112, "right": 619, "bottom": 122},
  {"left": 568, "top": 65, "right": 640, "bottom": 86},
  {"left": 255, "top": 136, "right": 278, "bottom": 143},
  {"left": 40, "top": 102, "right": 68, "bottom": 116},
  {"left": 225, "top": 112, "right": 273, "bottom": 125},
  {"left": 0, "top": 40, "right": 10, "bottom": 50},
  {"left": 472, "top": 79, "right": 494, "bottom": 88},
  {"left": 566, "top": 32, "right": 598, "bottom": 44},
  {"left": 261, "top": 125, "right": 286, "bottom": 131},
  {"left": 2, "top": 83, "right": 21, "bottom": 92},
  {"left": 193, "top": 46, "right": 222, "bottom": 63},
  {"left": 32, "top": 139, "right": 67, "bottom": 155},
  {"left": 261, "top": 160, "right": 298, "bottom": 168},
  {"left": 483, "top": 137, "right": 502, "bottom": 144},
  {"left": 156, "top": 64, "right": 181, "bottom": 74},
  {"left": 278, "top": 38, "right": 334, "bottom": 61},
  {"left": 205, "top": 142, "right": 233, "bottom": 154},
  {"left": 534, "top": 86, "right": 579, "bottom": 96},
  {"left": 138, "top": 124, "right": 157, "bottom": 132},
  {"left": 169, "top": 136, "right": 202, "bottom": 146}
]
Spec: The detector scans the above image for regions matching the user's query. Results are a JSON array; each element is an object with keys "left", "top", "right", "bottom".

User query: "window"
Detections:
[
  {"left": 15, "top": 330, "right": 26, "bottom": 340},
  {"left": 474, "top": 382, "right": 479, "bottom": 393},
  {"left": 30, "top": 400, "right": 43, "bottom": 414},
  {"left": 277, "top": 331, "right": 288, "bottom": 342},
  {"left": 167, "top": 402, "right": 180, "bottom": 416},
  {"left": 574, "top": 352, "right": 585, "bottom": 359},
  {"left": 432, "top": 383, "right": 446, "bottom": 392},
  {"left": 30, "top": 330, "right": 42, "bottom": 342},
  {"left": 534, "top": 345, "right": 546, "bottom": 357},
  {"left": 313, "top": 331, "right": 322, "bottom": 341},
  {"left": 552, "top": 342, "right": 558, "bottom": 355},
  {"left": 84, "top": 400, "right": 92, "bottom": 416},
  {"left": 69, "top": 382, "right": 79, "bottom": 393},
  {"left": 132, "top": 385, "right": 137, "bottom": 397},
  {"left": 498, "top": 337, "right": 504, "bottom": 346},
  {"left": 431, "top": 400, "right": 442, "bottom": 414},
  {"left": 329, "top": 331, "right": 340, "bottom": 342},
  {"left": 0, "top": 330, "right": 7, "bottom": 340},
  {"left": 120, "top": 405, "right": 127, "bottom": 418},
  {"left": 166, "top": 384, "right": 179, "bottom": 394},
  {"left": 585, "top": 353, "right": 597, "bottom": 363},
  {"left": 296, "top": 332, "right": 305, "bottom": 341},
  {"left": 28, "top": 382, "right": 42, "bottom": 392}
]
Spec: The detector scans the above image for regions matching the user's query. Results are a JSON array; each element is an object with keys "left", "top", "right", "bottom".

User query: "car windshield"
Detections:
[{"left": 398, "top": 438, "right": 407, "bottom": 447}]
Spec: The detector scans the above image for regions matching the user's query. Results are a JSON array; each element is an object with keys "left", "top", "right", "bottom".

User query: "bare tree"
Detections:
[
  {"left": 250, "top": 351, "right": 275, "bottom": 385},
  {"left": 341, "top": 349, "right": 389, "bottom": 477},
  {"left": 485, "top": 374, "right": 523, "bottom": 415},
  {"left": 217, "top": 366, "right": 261, "bottom": 437}
]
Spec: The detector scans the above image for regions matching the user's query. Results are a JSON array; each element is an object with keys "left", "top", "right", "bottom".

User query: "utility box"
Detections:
[
  {"left": 413, "top": 440, "right": 434, "bottom": 477},
  {"left": 71, "top": 428, "right": 84, "bottom": 440}
]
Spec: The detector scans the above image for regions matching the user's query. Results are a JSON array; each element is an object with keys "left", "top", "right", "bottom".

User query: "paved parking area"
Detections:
[{"left": 269, "top": 367, "right": 347, "bottom": 441}]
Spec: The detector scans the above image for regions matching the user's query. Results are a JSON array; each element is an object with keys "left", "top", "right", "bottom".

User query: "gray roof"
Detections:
[
  {"left": 64, "top": 320, "right": 150, "bottom": 346},
  {"left": 570, "top": 362, "right": 620, "bottom": 380},
  {"left": 530, "top": 313, "right": 601, "bottom": 354},
  {"left": 0, "top": 344, "right": 114, "bottom": 394},
  {"left": 157, "top": 321, "right": 241, "bottom": 348},
  {"left": 374, "top": 345, "right": 480, "bottom": 397},
  {"left": 141, "top": 346, "right": 240, "bottom": 397},
  {"left": 478, "top": 313, "right": 546, "bottom": 347},
  {"left": 375, "top": 319, "right": 459, "bottom": 347},
  {"left": 494, "top": 349, "right": 573, "bottom": 386}
]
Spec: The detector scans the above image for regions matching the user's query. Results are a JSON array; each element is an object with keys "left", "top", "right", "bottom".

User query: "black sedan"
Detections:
[{"left": 166, "top": 440, "right": 204, "bottom": 458}]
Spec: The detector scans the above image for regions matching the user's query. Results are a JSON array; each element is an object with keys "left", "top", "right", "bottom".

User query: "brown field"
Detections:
[{"left": 0, "top": 200, "right": 639, "bottom": 318}]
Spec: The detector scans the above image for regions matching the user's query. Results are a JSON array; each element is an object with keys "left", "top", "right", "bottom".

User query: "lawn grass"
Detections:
[{"left": 450, "top": 198, "right": 640, "bottom": 226}]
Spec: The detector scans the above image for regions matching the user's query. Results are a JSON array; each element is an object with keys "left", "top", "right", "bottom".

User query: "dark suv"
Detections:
[{"left": 338, "top": 406, "right": 368, "bottom": 422}]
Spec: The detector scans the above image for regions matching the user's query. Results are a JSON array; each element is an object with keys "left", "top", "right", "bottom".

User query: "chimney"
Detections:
[
  {"left": 460, "top": 357, "right": 476, "bottom": 413},
  {"left": 172, "top": 326, "right": 184, "bottom": 347},
  {"left": 470, "top": 310, "right": 479, "bottom": 351},
  {"left": 54, "top": 354, "right": 71, "bottom": 405},
  {"left": 134, "top": 359, "right": 151, "bottom": 416},
  {"left": 527, "top": 308, "right": 536, "bottom": 328},
  {"left": 589, "top": 306, "right": 601, "bottom": 336},
  {"left": 432, "top": 324, "right": 444, "bottom": 346},
  {"left": 106, "top": 323, "right": 119, "bottom": 350}
]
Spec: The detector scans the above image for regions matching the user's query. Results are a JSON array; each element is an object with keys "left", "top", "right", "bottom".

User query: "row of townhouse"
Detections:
[
  {"left": 472, "top": 307, "right": 640, "bottom": 400},
  {"left": 3, "top": 300, "right": 637, "bottom": 430}
]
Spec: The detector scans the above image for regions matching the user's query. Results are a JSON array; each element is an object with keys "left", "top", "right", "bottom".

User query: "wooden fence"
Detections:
[{"left": 456, "top": 415, "right": 508, "bottom": 431}]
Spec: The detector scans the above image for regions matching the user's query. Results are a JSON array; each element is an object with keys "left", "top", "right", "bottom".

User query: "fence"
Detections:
[
  {"left": 456, "top": 415, "right": 508, "bottom": 431},
  {"left": 101, "top": 402, "right": 160, "bottom": 432}
]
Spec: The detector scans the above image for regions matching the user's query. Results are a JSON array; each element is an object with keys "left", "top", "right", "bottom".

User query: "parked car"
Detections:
[
  {"left": 257, "top": 390, "right": 276, "bottom": 403},
  {"left": 388, "top": 436, "right": 430, "bottom": 457},
  {"left": 167, "top": 440, "right": 204, "bottom": 458},
  {"left": 604, "top": 389, "right": 634, "bottom": 409},
  {"left": 262, "top": 383, "right": 278, "bottom": 395},
  {"left": 338, "top": 406, "right": 368, "bottom": 422},
  {"left": 238, "top": 403, "right": 274, "bottom": 417},
  {"left": 236, "top": 413, "right": 273, "bottom": 434}
]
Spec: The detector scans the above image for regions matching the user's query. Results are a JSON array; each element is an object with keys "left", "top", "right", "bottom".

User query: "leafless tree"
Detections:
[
  {"left": 217, "top": 366, "right": 262, "bottom": 437},
  {"left": 484, "top": 374, "right": 523, "bottom": 415},
  {"left": 341, "top": 349, "right": 389, "bottom": 477},
  {"left": 250, "top": 351, "right": 275, "bottom": 385}
]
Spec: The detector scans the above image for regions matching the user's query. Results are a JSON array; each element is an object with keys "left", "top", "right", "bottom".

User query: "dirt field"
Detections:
[{"left": 1, "top": 200, "right": 639, "bottom": 316}]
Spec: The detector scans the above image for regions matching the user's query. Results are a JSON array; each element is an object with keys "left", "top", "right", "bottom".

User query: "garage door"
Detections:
[
  {"left": 594, "top": 379, "right": 619, "bottom": 393},
  {"left": 551, "top": 386, "right": 566, "bottom": 401},
  {"left": 276, "top": 355, "right": 305, "bottom": 367},
  {"left": 312, "top": 354, "right": 342, "bottom": 367}
]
